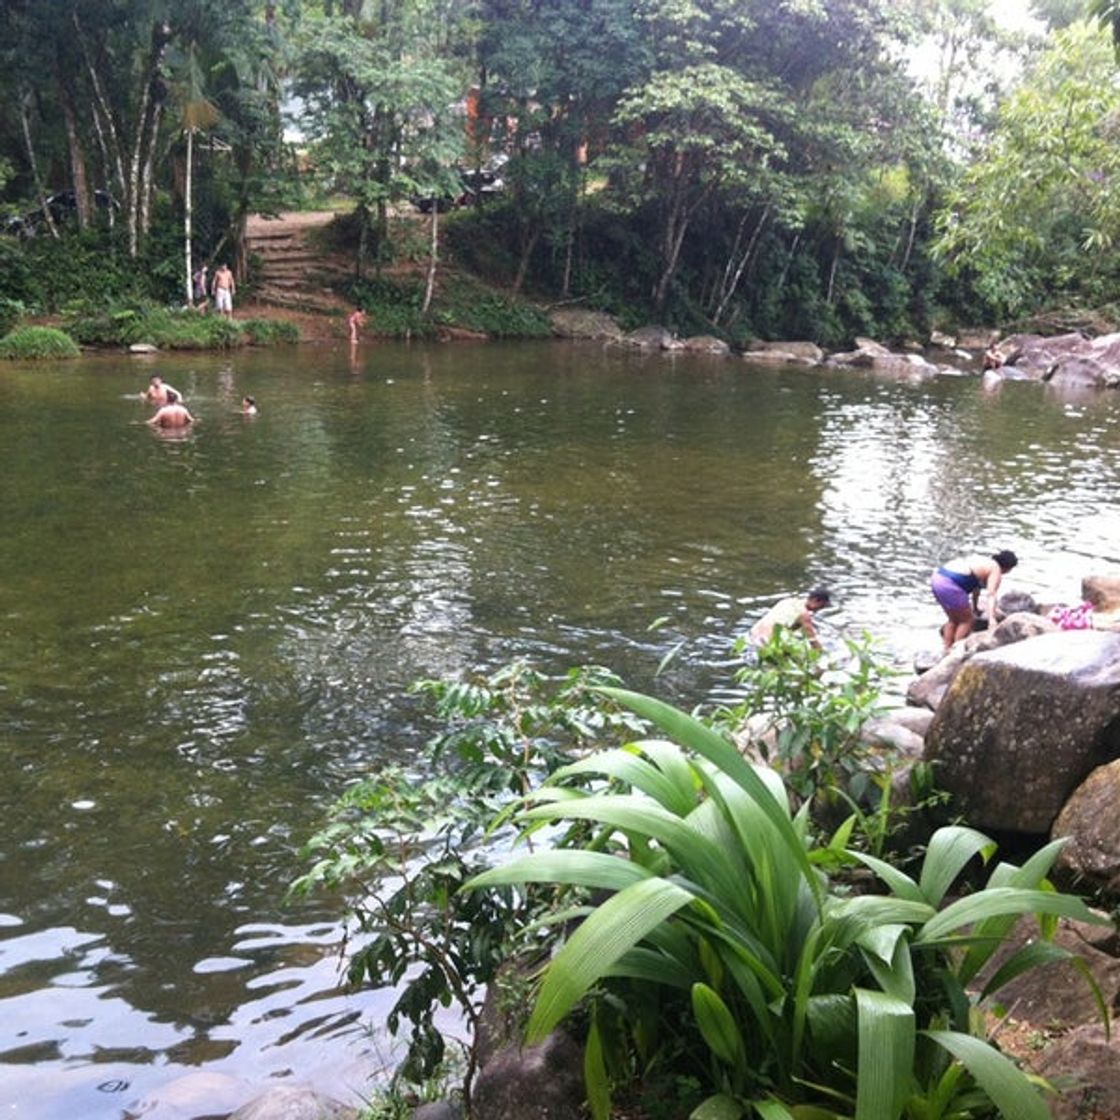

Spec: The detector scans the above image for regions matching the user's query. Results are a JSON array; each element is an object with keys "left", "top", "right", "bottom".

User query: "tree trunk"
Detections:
[
  {"left": 185, "top": 128, "right": 194, "bottom": 306},
  {"left": 18, "top": 88, "right": 59, "bottom": 239},
  {"left": 713, "top": 206, "right": 771, "bottom": 327},
  {"left": 139, "top": 101, "right": 163, "bottom": 238},
  {"left": 826, "top": 240, "right": 841, "bottom": 306},
  {"left": 74, "top": 10, "right": 127, "bottom": 202},
  {"left": 422, "top": 202, "right": 439, "bottom": 314},
  {"left": 512, "top": 222, "right": 541, "bottom": 295},
  {"left": 58, "top": 78, "right": 92, "bottom": 229}
]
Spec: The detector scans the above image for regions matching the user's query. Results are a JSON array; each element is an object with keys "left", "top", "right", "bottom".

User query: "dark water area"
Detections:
[{"left": 2, "top": 341, "right": 1119, "bottom": 1117}]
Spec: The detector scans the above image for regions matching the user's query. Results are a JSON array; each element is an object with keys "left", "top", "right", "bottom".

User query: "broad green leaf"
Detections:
[
  {"left": 924, "top": 1029, "right": 1050, "bottom": 1120},
  {"left": 916, "top": 888, "right": 1099, "bottom": 945},
  {"left": 551, "top": 747, "right": 697, "bottom": 816},
  {"left": 693, "top": 981, "right": 747, "bottom": 1071},
  {"left": 597, "top": 687, "right": 822, "bottom": 905},
  {"left": 692, "top": 1094, "right": 744, "bottom": 1120},
  {"left": 847, "top": 851, "right": 924, "bottom": 903},
  {"left": 527, "top": 877, "right": 694, "bottom": 1042},
  {"left": 464, "top": 849, "right": 652, "bottom": 893},
  {"left": 855, "top": 988, "right": 914, "bottom": 1120},
  {"left": 584, "top": 1017, "right": 611, "bottom": 1120},
  {"left": 919, "top": 827, "right": 996, "bottom": 907}
]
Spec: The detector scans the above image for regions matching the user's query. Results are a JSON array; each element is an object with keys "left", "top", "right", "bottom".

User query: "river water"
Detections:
[{"left": 2, "top": 341, "right": 1120, "bottom": 1118}]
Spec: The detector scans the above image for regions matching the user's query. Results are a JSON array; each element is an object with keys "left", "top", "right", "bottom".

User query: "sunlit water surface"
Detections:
[{"left": 2, "top": 341, "right": 1120, "bottom": 1118}]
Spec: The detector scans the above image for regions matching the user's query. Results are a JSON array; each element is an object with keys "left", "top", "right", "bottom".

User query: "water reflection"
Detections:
[{"left": 2, "top": 345, "right": 1120, "bottom": 1118}]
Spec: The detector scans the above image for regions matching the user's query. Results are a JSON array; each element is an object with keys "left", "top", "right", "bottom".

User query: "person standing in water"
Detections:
[{"left": 931, "top": 550, "right": 1018, "bottom": 652}]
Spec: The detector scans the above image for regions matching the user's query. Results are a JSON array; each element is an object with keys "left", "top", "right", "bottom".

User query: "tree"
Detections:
[{"left": 932, "top": 22, "right": 1120, "bottom": 318}]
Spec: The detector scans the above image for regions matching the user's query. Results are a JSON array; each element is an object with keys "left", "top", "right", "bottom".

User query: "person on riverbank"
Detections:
[
  {"left": 147, "top": 400, "right": 195, "bottom": 429},
  {"left": 348, "top": 308, "right": 367, "bottom": 343},
  {"left": 931, "top": 550, "right": 1018, "bottom": 652},
  {"left": 192, "top": 264, "right": 209, "bottom": 311},
  {"left": 144, "top": 375, "right": 182, "bottom": 406},
  {"left": 749, "top": 588, "right": 831, "bottom": 650},
  {"left": 212, "top": 263, "right": 236, "bottom": 319}
]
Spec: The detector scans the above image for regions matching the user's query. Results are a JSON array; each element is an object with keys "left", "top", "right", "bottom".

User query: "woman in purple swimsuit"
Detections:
[{"left": 931, "top": 550, "right": 1018, "bottom": 652}]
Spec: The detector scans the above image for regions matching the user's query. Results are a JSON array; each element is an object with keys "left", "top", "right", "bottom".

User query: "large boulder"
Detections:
[
  {"left": 229, "top": 1086, "right": 358, "bottom": 1120},
  {"left": 1046, "top": 354, "right": 1120, "bottom": 390},
  {"left": 923, "top": 630, "right": 1120, "bottom": 833},
  {"left": 745, "top": 340, "right": 824, "bottom": 362},
  {"left": 622, "top": 325, "right": 674, "bottom": 350},
  {"left": 548, "top": 309, "right": 623, "bottom": 341},
  {"left": 1001, "top": 332, "right": 1088, "bottom": 379},
  {"left": 906, "top": 612, "right": 1055, "bottom": 710},
  {"left": 472, "top": 1032, "right": 585, "bottom": 1120},
  {"left": 1052, "top": 759, "right": 1120, "bottom": 894},
  {"left": 1033, "top": 1025, "right": 1120, "bottom": 1120},
  {"left": 681, "top": 335, "right": 730, "bottom": 355}
]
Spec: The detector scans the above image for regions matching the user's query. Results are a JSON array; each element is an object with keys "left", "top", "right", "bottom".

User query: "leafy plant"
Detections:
[
  {"left": 0, "top": 325, "right": 80, "bottom": 360},
  {"left": 293, "top": 664, "right": 646, "bottom": 1097},
  {"left": 716, "top": 629, "right": 894, "bottom": 804},
  {"left": 467, "top": 687, "right": 1109, "bottom": 1120}
]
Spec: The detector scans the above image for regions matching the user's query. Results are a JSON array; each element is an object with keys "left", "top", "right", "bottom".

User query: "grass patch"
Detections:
[
  {"left": 63, "top": 303, "right": 300, "bottom": 348},
  {"left": 0, "top": 326, "right": 81, "bottom": 360}
]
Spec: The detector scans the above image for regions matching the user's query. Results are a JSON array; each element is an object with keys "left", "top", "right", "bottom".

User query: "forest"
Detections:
[{"left": 4, "top": 0, "right": 1120, "bottom": 346}]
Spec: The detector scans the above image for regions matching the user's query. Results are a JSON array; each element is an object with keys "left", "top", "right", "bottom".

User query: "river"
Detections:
[{"left": 2, "top": 341, "right": 1119, "bottom": 1118}]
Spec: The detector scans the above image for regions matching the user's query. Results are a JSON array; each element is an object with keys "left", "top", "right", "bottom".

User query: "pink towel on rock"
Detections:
[{"left": 1048, "top": 601, "right": 1094, "bottom": 630}]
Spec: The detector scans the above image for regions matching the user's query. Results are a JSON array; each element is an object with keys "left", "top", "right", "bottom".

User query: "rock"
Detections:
[
  {"left": 132, "top": 1072, "right": 252, "bottom": 1119},
  {"left": 621, "top": 325, "right": 674, "bottom": 350},
  {"left": 472, "top": 1032, "right": 585, "bottom": 1120},
  {"left": 548, "top": 309, "right": 623, "bottom": 341},
  {"left": 413, "top": 1102, "right": 464, "bottom": 1120},
  {"left": 957, "top": 328, "right": 999, "bottom": 349},
  {"left": 1083, "top": 574, "right": 1120, "bottom": 612},
  {"left": 743, "top": 349, "right": 815, "bottom": 367},
  {"left": 745, "top": 340, "right": 825, "bottom": 363},
  {"left": 1053, "top": 760, "right": 1120, "bottom": 893},
  {"left": 854, "top": 337, "right": 891, "bottom": 355},
  {"left": 1002, "top": 332, "right": 1088, "bottom": 379},
  {"left": 913, "top": 648, "right": 941, "bottom": 676},
  {"left": 885, "top": 706, "right": 936, "bottom": 737},
  {"left": 129, "top": 342, "right": 159, "bottom": 354},
  {"left": 977, "top": 915, "right": 1120, "bottom": 1031},
  {"left": 1046, "top": 354, "right": 1112, "bottom": 390},
  {"left": 867, "top": 353, "right": 938, "bottom": 378},
  {"left": 1034, "top": 1024, "right": 1120, "bottom": 1120},
  {"left": 681, "top": 335, "right": 730, "bottom": 355},
  {"left": 860, "top": 716, "right": 926, "bottom": 758},
  {"left": 928, "top": 329, "right": 957, "bottom": 348},
  {"left": 229, "top": 1085, "right": 359, "bottom": 1120},
  {"left": 997, "top": 589, "right": 1038, "bottom": 616},
  {"left": 923, "top": 630, "right": 1120, "bottom": 833}
]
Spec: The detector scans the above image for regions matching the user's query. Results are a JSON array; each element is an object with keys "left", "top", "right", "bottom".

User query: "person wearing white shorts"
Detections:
[{"left": 212, "top": 263, "right": 236, "bottom": 319}]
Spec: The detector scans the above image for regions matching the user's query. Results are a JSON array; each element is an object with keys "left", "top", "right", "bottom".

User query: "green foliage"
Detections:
[
  {"left": 932, "top": 23, "right": 1120, "bottom": 319},
  {"left": 468, "top": 688, "right": 1109, "bottom": 1120},
  {"left": 0, "top": 326, "right": 80, "bottom": 360},
  {"left": 715, "top": 630, "right": 894, "bottom": 804},
  {"left": 63, "top": 302, "right": 298, "bottom": 349},
  {"left": 242, "top": 318, "right": 300, "bottom": 345},
  {"left": 293, "top": 663, "right": 645, "bottom": 1090},
  {"left": 346, "top": 273, "right": 552, "bottom": 340}
]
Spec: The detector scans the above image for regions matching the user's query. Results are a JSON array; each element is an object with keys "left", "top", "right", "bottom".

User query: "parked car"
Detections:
[
  {"left": 4, "top": 190, "right": 118, "bottom": 237},
  {"left": 411, "top": 156, "right": 507, "bottom": 214}
]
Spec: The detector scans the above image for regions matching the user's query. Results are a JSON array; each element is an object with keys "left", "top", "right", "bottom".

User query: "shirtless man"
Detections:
[
  {"left": 147, "top": 400, "right": 195, "bottom": 429},
  {"left": 348, "top": 308, "right": 367, "bottom": 343},
  {"left": 212, "top": 263, "right": 236, "bottom": 320},
  {"left": 144, "top": 375, "right": 182, "bottom": 406},
  {"left": 749, "top": 588, "right": 831, "bottom": 650}
]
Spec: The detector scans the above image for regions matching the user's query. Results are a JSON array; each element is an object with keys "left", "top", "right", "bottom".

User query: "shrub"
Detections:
[
  {"left": 126, "top": 308, "right": 246, "bottom": 350},
  {"left": 468, "top": 688, "right": 1108, "bottom": 1120},
  {"left": 0, "top": 326, "right": 81, "bottom": 360},
  {"left": 242, "top": 318, "right": 300, "bottom": 345}
]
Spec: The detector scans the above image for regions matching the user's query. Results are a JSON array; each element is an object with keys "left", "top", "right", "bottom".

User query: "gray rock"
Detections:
[
  {"left": 681, "top": 335, "right": 730, "bottom": 355},
  {"left": 996, "top": 589, "right": 1038, "bottom": 616},
  {"left": 413, "top": 1102, "right": 464, "bottom": 1120},
  {"left": 923, "top": 630, "right": 1120, "bottom": 833},
  {"left": 928, "top": 329, "right": 956, "bottom": 348},
  {"left": 1053, "top": 759, "right": 1120, "bottom": 893},
  {"left": 1035, "top": 1024, "right": 1120, "bottom": 1120},
  {"left": 1046, "top": 354, "right": 1111, "bottom": 389},
  {"left": 860, "top": 717, "right": 925, "bottom": 758},
  {"left": 622, "top": 326, "right": 674, "bottom": 350},
  {"left": 129, "top": 342, "right": 159, "bottom": 354},
  {"left": 548, "top": 309, "right": 623, "bottom": 341},
  {"left": 472, "top": 1032, "right": 585, "bottom": 1120},
  {"left": 229, "top": 1085, "right": 359, "bottom": 1120},
  {"left": 854, "top": 336, "right": 892, "bottom": 354},
  {"left": 745, "top": 340, "right": 824, "bottom": 362}
]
